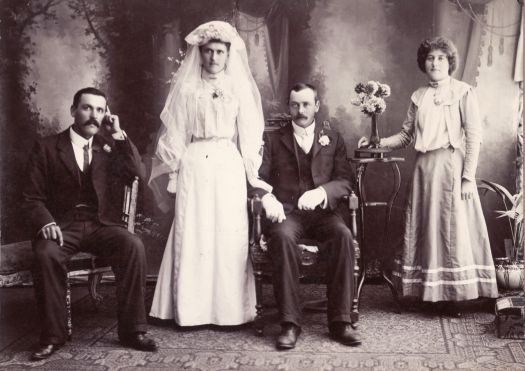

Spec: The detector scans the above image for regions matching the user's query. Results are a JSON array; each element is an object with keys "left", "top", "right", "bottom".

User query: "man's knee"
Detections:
[
  {"left": 118, "top": 232, "right": 145, "bottom": 257},
  {"left": 333, "top": 224, "right": 353, "bottom": 242},
  {"left": 268, "top": 226, "right": 298, "bottom": 249},
  {"left": 32, "top": 239, "right": 62, "bottom": 263}
]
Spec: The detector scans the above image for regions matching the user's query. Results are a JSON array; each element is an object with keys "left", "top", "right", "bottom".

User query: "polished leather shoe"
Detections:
[
  {"left": 276, "top": 323, "right": 301, "bottom": 350},
  {"left": 329, "top": 322, "right": 361, "bottom": 346},
  {"left": 31, "top": 344, "right": 61, "bottom": 361},
  {"left": 120, "top": 333, "right": 158, "bottom": 352}
]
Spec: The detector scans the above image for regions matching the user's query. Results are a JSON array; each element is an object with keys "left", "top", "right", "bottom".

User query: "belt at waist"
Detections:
[{"left": 191, "top": 137, "right": 233, "bottom": 144}]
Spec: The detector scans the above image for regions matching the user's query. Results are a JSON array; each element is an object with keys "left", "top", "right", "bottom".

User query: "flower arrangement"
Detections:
[{"left": 351, "top": 81, "right": 391, "bottom": 116}]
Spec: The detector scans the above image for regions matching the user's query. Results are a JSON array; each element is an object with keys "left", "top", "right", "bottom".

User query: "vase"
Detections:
[
  {"left": 369, "top": 113, "right": 380, "bottom": 148},
  {"left": 494, "top": 257, "right": 524, "bottom": 291},
  {"left": 355, "top": 114, "right": 392, "bottom": 158}
]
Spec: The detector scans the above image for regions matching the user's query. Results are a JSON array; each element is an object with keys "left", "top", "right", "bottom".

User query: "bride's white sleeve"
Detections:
[
  {"left": 154, "top": 89, "right": 192, "bottom": 194},
  {"left": 236, "top": 94, "right": 273, "bottom": 193}
]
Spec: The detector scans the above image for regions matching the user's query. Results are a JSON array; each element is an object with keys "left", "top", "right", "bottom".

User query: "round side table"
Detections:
[{"left": 350, "top": 156, "right": 405, "bottom": 313}]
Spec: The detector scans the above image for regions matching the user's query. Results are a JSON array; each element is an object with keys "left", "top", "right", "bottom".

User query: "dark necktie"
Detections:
[{"left": 83, "top": 144, "right": 90, "bottom": 172}]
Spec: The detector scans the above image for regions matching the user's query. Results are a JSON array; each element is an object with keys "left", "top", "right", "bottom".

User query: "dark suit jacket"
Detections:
[
  {"left": 22, "top": 128, "right": 146, "bottom": 237},
  {"left": 252, "top": 120, "right": 354, "bottom": 214}
]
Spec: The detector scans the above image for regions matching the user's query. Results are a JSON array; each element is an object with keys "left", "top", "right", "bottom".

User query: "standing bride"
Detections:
[{"left": 149, "top": 21, "right": 271, "bottom": 326}]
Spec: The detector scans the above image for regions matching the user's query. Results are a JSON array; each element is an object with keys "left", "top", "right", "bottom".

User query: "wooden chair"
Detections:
[
  {"left": 248, "top": 192, "right": 361, "bottom": 335},
  {"left": 64, "top": 176, "right": 139, "bottom": 339}
]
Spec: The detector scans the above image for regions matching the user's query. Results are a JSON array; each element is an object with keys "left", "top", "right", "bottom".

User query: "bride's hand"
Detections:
[
  {"left": 357, "top": 137, "right": 369, "bottom": 148},
  {"left": 167, "top": 172, "right": 177, "bottom": 197}
]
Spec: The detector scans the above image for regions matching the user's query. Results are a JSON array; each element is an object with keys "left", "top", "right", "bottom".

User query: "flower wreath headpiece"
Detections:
[{"left": 185, "top": 21, "right": 242, "bottom": 50}]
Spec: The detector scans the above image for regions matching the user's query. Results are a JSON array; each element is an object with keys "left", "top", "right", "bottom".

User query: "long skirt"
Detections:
[
  {"left": 392, "top": 147, "right": 498, "bottom": 302},
  {"left": 149, "top": 138, "right": 256, "bottom": 325}
]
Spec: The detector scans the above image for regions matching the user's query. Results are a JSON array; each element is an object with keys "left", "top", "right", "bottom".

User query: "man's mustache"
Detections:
[
  {"left": 294, "top": 114, "right": 308, "bottom": 120},
  {"left": 83, "top": 118, "right": 100, "bottom": 127}
]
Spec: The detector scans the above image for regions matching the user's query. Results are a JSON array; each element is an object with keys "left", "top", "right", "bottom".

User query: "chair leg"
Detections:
[
  {"left": 88, "top": 273, "right": 104, "bottom": 309},
  {"left": 253, "top": 270, "right": 265, "bottom": 336},
  {"left": 351, "top": 239, "right": 361, "bottom": 326},
  {"left": 66, "top": 277, "right": 72, "bottom": 341}
]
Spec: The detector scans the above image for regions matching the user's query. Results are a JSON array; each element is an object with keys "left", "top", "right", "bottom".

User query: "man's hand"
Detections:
[
  {"left": 461, "top": 178, "right": 476, "bottom": 200},
  {"left": 102, "top": 106, "right": 122, "bottom": 135},
  {"left": 261, "top": 194, "right": 286, "bottom": 223},
  {"left": 298, "top": 188, "right": 325, "bottom": 210},
  {"left": 40, "top": 224, "right": 64, "bottom": 246}
]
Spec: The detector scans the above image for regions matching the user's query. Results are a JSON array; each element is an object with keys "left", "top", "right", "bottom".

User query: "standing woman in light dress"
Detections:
[
  {"left": 359, "top": 37, "right": 498, "bottom": 315},
  {"left": 148, "top": 21, "right": 271, "bottom": 326}
]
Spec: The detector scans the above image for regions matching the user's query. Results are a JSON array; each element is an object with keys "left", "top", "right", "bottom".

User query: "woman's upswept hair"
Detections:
[
  {"left": 198, "top": 38, "right": 231, "bottom": 52},
  {"left": 417, "top": 36, "right": 459, "bottom": 75}
]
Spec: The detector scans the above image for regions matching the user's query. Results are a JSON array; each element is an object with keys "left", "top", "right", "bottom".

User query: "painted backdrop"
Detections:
[{"left": 1, "top": 0, "right": 522, "bottom": 272}]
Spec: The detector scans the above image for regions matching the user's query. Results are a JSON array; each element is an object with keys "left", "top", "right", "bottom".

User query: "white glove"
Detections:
[
  {"left": 298, "top": 188, "right": 326, "bottom": 210},
  {"left": 261, "top": 194, "right": 286, "bottom": 223},
  {"left": 167, "top": 172, "right": 178, "bottom": 194}
]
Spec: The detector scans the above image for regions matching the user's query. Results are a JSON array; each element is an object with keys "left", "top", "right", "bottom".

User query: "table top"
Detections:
[{"left": 349, "top": 157, "right": 405, "bottom": 164}]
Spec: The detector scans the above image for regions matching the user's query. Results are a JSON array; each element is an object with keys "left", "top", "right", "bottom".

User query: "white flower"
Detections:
[
  {"left": 350, "top": 98, "right": 362, "bottom": 106},
  {"left": 103, "top": 144, "right": 112, "bottom": 153},
  {"left": 378, "top": 84, "right": 391, "bottom": 98},
  {"left": 318, "top": 134, "right": 330, "bottom": 146}
]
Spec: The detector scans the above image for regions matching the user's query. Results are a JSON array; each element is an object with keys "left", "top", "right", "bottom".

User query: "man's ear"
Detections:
[
  {"left": 70, "top": 105, "right": 75, "bottom": 117},
  {"left": 315, "top": 100, "right": 320, "bottom": 113}
]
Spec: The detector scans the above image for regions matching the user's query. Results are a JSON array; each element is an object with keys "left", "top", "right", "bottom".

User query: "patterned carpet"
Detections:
[{"left": 0, "top": 283, "right": 524, "bottom": 370}]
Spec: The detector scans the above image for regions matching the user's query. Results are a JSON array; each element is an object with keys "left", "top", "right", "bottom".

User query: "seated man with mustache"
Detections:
[{"left": 22, "top": 87, "right": 157, "bottom": 360}]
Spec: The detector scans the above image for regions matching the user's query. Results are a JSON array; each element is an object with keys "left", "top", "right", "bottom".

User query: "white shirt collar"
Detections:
[
  {"left": 292, "top": 120, "right": 316, "bottom": 137},
  {"left": 69, "top": 126, "right": 93, "bottom": 149}
]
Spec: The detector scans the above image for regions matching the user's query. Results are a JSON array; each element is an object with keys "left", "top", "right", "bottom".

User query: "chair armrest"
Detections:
[
  {"left": 249, "top": 194, "right": 263, "bottom": 243},
  {"left": 347, "top": 191, "right": 358, "bottom": 240},
  {"left": 122, "top": 176, "right": 139, "bottom": 233}
]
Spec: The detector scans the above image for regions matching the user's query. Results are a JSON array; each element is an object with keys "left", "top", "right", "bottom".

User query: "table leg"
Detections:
[
  {"left": 380, "top": 161, "right": 402, "bottom": 313},
  {"left": 355, "top": 163, "right": 367, "bottom": 308}
]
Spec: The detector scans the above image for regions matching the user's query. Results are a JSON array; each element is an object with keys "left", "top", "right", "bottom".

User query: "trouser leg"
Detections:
[
  {"left": 267, "top": 213, "right": 304, "bottom": 327},
  {"left": 311, "top": 213, "right": 354, "bottom": 324},
  {"left": 84, "top": 225, "right": 148, "bottom": 337},
  {"left": 32, "top": 224, "right": 82, "bottom": 345}
]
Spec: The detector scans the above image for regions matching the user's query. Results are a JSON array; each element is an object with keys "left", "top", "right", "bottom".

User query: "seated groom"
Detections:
[
  {"left": 251, "top": 83, "right": 361, "bottom": 349},
  {"left": 22, "top": 87, "right": 158, "bottom": 360}
]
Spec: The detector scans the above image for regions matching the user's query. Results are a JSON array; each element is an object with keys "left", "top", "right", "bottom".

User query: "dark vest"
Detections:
[
  {"left": 295, "top": 139, "right": 315, "bottom": 197},
  {"left": 76, "top": 165, "right": 98, "bottom": 209}
]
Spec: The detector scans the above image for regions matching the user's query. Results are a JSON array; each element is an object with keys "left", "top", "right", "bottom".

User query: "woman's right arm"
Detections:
[
  {"left": 155, "top": 91, "right": 192, "bottom": 193},
  {"left": 379, "top": 101, "right": 417, "bottom": 150}
]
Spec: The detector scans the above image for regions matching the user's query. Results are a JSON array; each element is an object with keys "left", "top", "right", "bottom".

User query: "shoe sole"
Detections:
[
  {"left": 329, "top": 334, "right": 362, "bottom": 347},
  {"left": 276, "top": 343, "right": 296, "bottom": 350}
]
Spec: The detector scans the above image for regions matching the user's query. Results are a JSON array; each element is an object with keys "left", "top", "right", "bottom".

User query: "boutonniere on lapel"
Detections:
[
  {"left": 318, "top": 120, "right": 331, "bottom": 146},
  {"left": 103, "top": 144, "right": 112, "bottom": 153}
]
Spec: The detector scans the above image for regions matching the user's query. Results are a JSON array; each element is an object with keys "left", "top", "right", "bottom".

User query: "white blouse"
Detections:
[
  {"left": 415, "top": 79, "right": 450, "bottom": 153},
  {"left": 192, "top": 72, "right": 239, "bottom": 140}
]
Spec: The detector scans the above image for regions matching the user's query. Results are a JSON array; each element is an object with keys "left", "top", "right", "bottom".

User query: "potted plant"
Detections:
[{"left": 479, "top": 180, "right": 523, "bottom": 291}]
